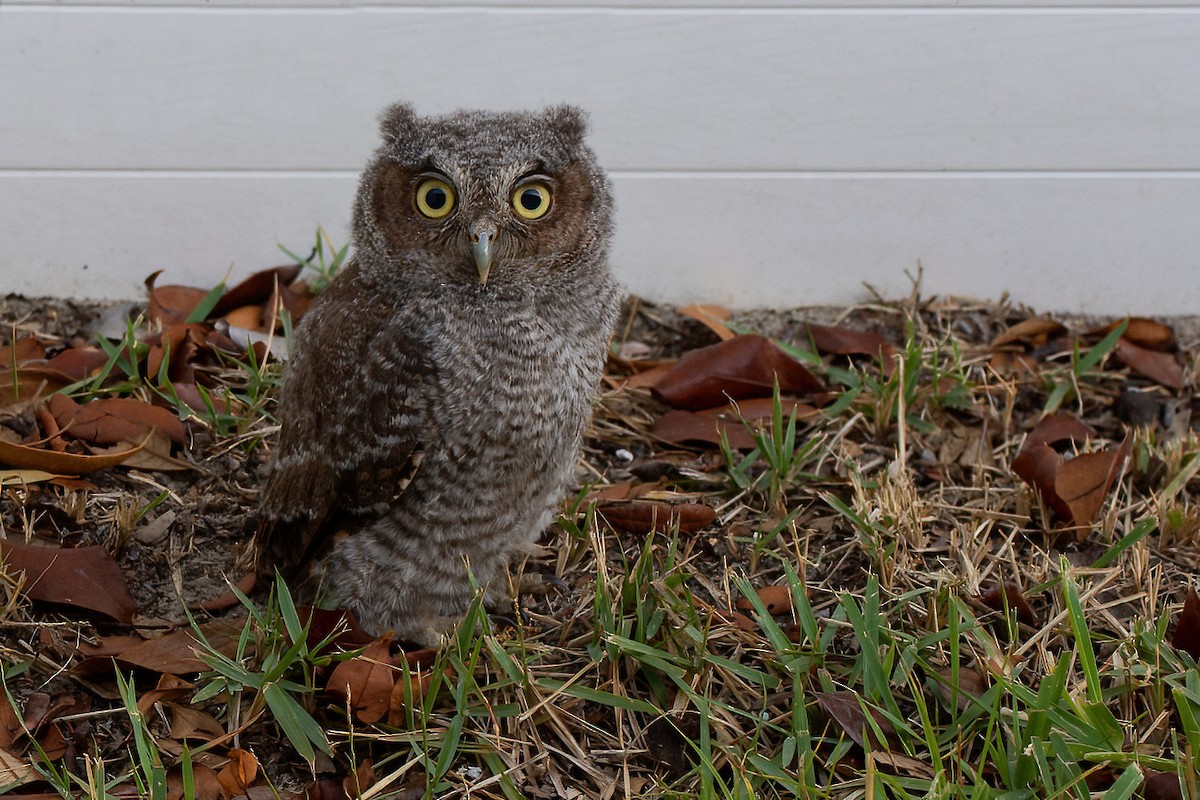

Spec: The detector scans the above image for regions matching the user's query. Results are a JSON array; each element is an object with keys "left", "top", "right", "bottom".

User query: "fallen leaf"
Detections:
[
  {"left": 1141, "top": 769, "right": 1185, "bottom": 800},
  {"left": 0, "top": 747, "right": 37, "bottom": 788},
  {"left": 49, "top": 393, "right": 187, "bottom": 446},
  {"left": 77, "top": 619, "right": 244, "bottom": 675},
  {"left": 43, "top": 347, "right": 109, "bottom": 382},
  {"left": 652, "top": 398, "right": 819, "bottom": 449},
  {"left": 211, "top": 265, "right": 302, "bottom": 320},
  {"left": 1114, "top": 339, "right": 1183, "bottom": 391},
  {"left": 736, "top": 584, "right": 792, "bottom": 616},
  {"left": 300, "top": 607, "right": 374, "bottom": 651},
  {"left": 814, "top": 690, "right": 893, "bottom": 750},
  {"left": 991, "top": 318, "right": 1068, "bottom": 349},
  {"left": 326, "top": 637, "right": 395, "bottom": 724},
  {"left": 0, "top": 338, "right": 45, "bottom": 365},
  {"left": 386, "top": 665, "right": 444, "bottom": 724},
  {"left": 0, "top": 696, "right": 22, "bottom": 749},
  {"left": 652, "top": 335, "right": 823, "bottom": 411},
  {"left": 932, "top": 667, "right": 990, "bottom": 712},
  {"left": 0, "top": 541, "right": 136, "bottom": 623},
  {"left": 0, "top": 434, "right": 144, "bottom": 475},
  {"left": 136, "top": 674, "right": 195, "bottom": 715},
  {"left": 1087, "top": 317, "right": 1176, "bottom": 352},
  {"left": 678, "top": 304, "right": 736, "bottom": 341},
  {"left": 1171, "top": 588, "right": 1200, "bottom": 661},
  {"left": 805, "top": 323, "right": 895, "bottom": 362},
  {"left": 145, "top": 324, "right": 209, "bottom": 385},
  {"left": 1052, "top": 436, "right": 1131, "bottom": 528},
  {"left": 0, "top": 368, "right": 72, "bottom": 408},
  {"left": 342, "top": 759, "right": 376, "bottom": 798},
  {"left": 145, "top": 271, "right": 212, "bottom": 326},
  {"left": 165, "top": 703, "right": 226, "bottom": 741},
  {"left": 1024, "top": 414, "right": 1094, "bottom": 449},
  {"left": 978, "top": 582, "right": 1039, "bottom": 626},
  {"left": 166, "top": 763, "right": 224, "bottom": 800},
  {"left": 595, "top": 501, "right": 716, "bottom": 534},
  {"left": 217, "top": 747, "right": 258, "bottom": 796}
]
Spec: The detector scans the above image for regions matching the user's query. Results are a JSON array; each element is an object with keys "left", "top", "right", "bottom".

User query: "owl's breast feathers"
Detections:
[{"left": 253, "top": 263, "right": 618, "bottom": 581}]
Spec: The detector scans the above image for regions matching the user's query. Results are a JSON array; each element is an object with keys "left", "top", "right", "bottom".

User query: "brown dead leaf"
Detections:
[
  {"left": 678, "top": 304, "right": 735, "bottom": 341},
  {"left": 222, "top": 305, "right": 264, "bottom": 331},
  {"left": 1052, "top": 435, "right": 1131, "bottom": 529},
  {"left": 0, "top": 435, "right": 144, "bottom": 475},
  {"left": 932, "top": 667, "right": 990, "bottom": 713},
  {"left": 145, "top": 271, "right": 212, "bottom": 327},
  {"left": 211, "top": 265, "right": 302, "bottom": 321},
  {"left": 595, "top": 501, "right": 716, "bottom": 534},
  {"left": 1171, "top": 587, "right": 1200, "bottom": 661},
  {"left": 1114, "top": 339, "right": 1183, "bottom": 391},
  {"left": 326, "top": 637, "right": 394, "bottom": 724},
  {"left": 0, "top": 541, "right": 136, "bottom": 623},
  {"left": 387, "top": 666, "right": 444, "bottom": 724},
  {"left": 43, "top": 346, "right": 109, "bottom": 382},
  {"left": 300, "top": 607, "right": 374, "bottom": 652},
  {"left": 343, "top": 759, "right": 376, "bottom": 798},
  {"left": 136, "top": 674, "right": 195, "bottom": 715},
  {"left": 0, "top": 696, "right": 22, "bottom": 749},
  {"left": 1087, "top": 317, "right": 1176, "bottom": 352},
  {"left": 1013, "top": 426, "right": 1131, "bottom": 531},
  {"left": 991, "top": 318, "right": 1068, "bottom": 349},
  {"left": 217, "top": 747, "right": 258, "bottom": 797},
  {"left": 814, "top": 690, "right": 893, "bottom": 750},
  {"left": 145, "top": 324, "right": 209, "bottom": 385},
  {"left": 0, "top": 368, "right": 73, "bottom": 408},
  {"left": 0, "top": 337, "right": 45, "bottom": 365},
  {"left": 167, "top": 763, "right": 224, "bottom": 800},
  {"left": 736, "top": 584, "right": 792, "bottom": 616},
  {"left": 652, "top": 335, "right": 823, "bottom": 410},
  {"left": 78, "top": 619, "right": 244, "bottom": 675},
  {"left": 165, "top": 703, "right": 226, "bottom": 741},
  {"left": 49, "top": 393, "right": 187, "bottom": 446},
  {"left": 1025, "top": 414, "right": 1094, "bottom": 448},
  {"left": 805, "top": 323, "right": 896, "bottom": 362},
  {"left": 1141, "top": 769, "right": 1185, "bottom": 800},
  {"left": 615, "top": 361, "right": 676, "bottom": 391},
  {"left": 652, "top": 398, "right": 819, "bottom": 449},
  {"left": 978, "top": 582, "right": 1039, "bottom": 626},
  {"left": 36, "top": 723, "right": 69, "bottom": 761},
  {"left": 0, "top": 746, "right": 38, "bottom": 788}
]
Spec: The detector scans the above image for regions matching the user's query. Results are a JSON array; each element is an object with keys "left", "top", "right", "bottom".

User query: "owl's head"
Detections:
[{"left": 352, "top": 103, "right": 612, "bottom": 288}]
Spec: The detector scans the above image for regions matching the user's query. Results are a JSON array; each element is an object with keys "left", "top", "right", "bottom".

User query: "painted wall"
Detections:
[{"left": 2, "top": 2, "right": 1198, "bottom": 312}]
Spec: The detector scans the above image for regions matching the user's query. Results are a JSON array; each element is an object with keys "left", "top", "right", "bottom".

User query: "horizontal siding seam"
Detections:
[
  {"left": 6, "top": 5, "right": 1200, "bottom": 14},
  {"left": 3, "top": 169, "right": 1200, "bottom": 179}
]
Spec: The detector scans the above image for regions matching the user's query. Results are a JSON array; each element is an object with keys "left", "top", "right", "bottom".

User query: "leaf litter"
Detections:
[{"left": 0, "top": 274, "right": 1197, "bottom": 798}]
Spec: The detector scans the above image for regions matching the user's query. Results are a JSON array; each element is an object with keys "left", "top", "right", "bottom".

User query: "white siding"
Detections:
[{"left": 2, "top": 3, "right": 1198, "bottom": 312}]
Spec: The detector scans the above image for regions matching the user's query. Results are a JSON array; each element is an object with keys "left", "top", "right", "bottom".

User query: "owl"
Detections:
[{"left": 255, "top": 103, "right": 621, "bottom": 645}]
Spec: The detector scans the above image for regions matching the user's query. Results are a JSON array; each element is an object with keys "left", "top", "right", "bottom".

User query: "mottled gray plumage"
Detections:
[{"left": 255, "top": 103, "right": 621, "bottom": 644}]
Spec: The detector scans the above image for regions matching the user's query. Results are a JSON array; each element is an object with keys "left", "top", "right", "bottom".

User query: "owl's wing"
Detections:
[{"left": 254, "top": 289, "right": 434, "bottom": 581}]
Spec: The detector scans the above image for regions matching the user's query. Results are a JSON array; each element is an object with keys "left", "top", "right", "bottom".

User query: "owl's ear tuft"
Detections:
[
  {"left": 379, "top": 103, "right": 419, "bottom": 143},
  {"left": 544, "top": 106, "right": 588, "bottom": 145}
]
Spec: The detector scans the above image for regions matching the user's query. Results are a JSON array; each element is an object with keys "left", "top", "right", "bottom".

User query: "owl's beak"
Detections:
[{"left": 471, "top": 229, "right": 495, "bottom": 284}]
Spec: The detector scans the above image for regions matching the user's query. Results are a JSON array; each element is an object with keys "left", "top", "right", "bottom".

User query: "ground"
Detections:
[{"left": 0, "top": 281, "right": 1197, "bottom": 800}]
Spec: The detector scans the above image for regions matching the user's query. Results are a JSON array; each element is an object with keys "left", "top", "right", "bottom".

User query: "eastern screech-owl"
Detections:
[{"left": 255, "top": 104, "right": 621, "bottom": 644}]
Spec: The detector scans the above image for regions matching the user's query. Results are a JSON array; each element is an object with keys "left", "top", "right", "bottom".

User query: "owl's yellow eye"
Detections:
[
  {"left": 415, "top": 178, "right": 455, "bottom": 219},
  {"left": 512, "top": 182, "right": 552, "bottom": 220}
]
